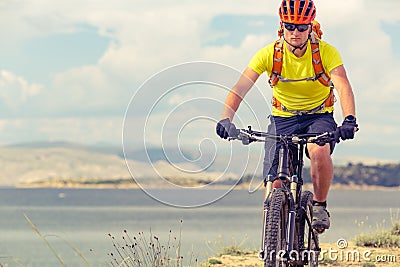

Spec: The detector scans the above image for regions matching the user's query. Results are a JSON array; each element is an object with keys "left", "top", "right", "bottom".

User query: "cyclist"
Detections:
[{"left": 216, "top": 0, "right": 358, "bottom": 233}]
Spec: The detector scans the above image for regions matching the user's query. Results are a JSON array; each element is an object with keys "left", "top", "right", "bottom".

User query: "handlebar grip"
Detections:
[
  {"left": 228, "top": 124, "right": 239, "bottom": 138},
  {"left": 333, "top": 127, "right": 341, "bottom": 143}
]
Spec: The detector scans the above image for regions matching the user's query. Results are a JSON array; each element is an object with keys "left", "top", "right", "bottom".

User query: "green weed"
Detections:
[
  {"left": 206, "top": 235, "right": 249, "bottom": 257},
  {"left": 354, "top": 221, "right": 400, "bottom": 248},
  {"left": 361, "top": 262, "right": 376, "bottom": 267},
  {"left": 208, "top": 258, "right": 222, "bottom": 265}
]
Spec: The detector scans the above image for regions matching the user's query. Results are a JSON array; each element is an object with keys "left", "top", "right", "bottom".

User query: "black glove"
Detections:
[
  {"left": 333, "top": 128, "right": 341, "bottom": 144},
  {"left": 216, "top": 118, "right": 237, "bottom": 139},
  {"left": 339, "top": 115, "right": 358, "bottom": 140}
]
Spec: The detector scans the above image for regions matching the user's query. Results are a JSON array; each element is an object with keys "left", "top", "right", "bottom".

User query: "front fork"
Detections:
[
  {"left": 286, "top": 174, "right": 298, "bottom": 253},
  {"left": 259, "top": 174, "right": 299, "bottom": 260}
]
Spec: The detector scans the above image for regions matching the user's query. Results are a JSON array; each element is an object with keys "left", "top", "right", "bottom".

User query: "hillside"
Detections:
[
  {"left": 0, "top": 143, "right": 237, "bottom": 187},
  {"left": 309, "top": 163, "right": 400, "bottom": 187},
  {"left": 0, "top": 146, "right": 130, "bottom": 186},
  {"left": 332, "top": 162, "right": 400, "bottom": 187},
  {"left": 236, "top": 162, "right": 400, "bottom": 188},
  {"left": 1, "top": 142, "right": 399, "bottom": 188}
]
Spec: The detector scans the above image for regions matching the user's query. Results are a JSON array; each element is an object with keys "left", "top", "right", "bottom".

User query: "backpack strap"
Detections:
[
  {"left": 269, "top": 38, "right": 284, "bottom": 87},
  {"left": 309, "top": 32, "right": 333, "bottom": 87}
]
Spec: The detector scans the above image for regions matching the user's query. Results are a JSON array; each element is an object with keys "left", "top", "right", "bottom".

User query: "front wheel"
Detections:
[
  {"left": 264, "top": 189, "right": 288, "bottom": 267},
  {"left": 297, "top": 191, "right": 319, "bottom": 267}
]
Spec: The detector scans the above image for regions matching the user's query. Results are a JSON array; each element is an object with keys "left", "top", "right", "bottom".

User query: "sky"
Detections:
[{"left": 1, "top": 0, "right": 400, "bottom": 166}]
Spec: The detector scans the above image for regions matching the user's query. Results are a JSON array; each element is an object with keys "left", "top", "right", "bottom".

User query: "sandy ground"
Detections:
[{"left": 202, "top": 243, "right": 400, "bottom": 267}]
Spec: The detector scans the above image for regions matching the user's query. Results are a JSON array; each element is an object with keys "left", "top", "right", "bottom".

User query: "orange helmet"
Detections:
[{"left": 279, "top": 0, "right": 316, "bottom": 24}]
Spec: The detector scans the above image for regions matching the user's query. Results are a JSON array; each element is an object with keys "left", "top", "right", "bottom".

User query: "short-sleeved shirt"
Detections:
[{"left": 248, "top": 39, "right": 343, "bottom": 117}]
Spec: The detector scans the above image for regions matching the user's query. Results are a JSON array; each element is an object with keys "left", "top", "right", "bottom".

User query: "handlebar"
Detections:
[{"left": 228, "top": 125, "right": 341, "bottom": 146}]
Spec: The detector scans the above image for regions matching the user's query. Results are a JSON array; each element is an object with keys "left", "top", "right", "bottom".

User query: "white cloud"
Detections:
[
  {"left": 0, "top": 0, "right": 399, "bottom": 163},
  {"left": 0, "top": 117, "right": 123, "bottom": 145},
  {"left": 0, "top": 1, "right": 279, "bottom": 118},
  {"left": 51, "top": 65, "right": 112, "bottom": 107},
  {"left": 0, "top": 70, "right": 43, "bottom": 111}
]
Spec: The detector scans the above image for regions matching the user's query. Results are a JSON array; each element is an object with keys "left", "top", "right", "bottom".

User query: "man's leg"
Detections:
[
  {"left": 307, "top": 142, "right": 333, "bottom": 233},
  {"left": 304, "top": 113, "right": 337, "bottom": 233},
  {"left": 307, "top": 143, "right": 333, "bottom": 202}
]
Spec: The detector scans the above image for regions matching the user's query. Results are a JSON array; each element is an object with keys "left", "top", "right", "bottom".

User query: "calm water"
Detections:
[{"left": 0, "top": 188, "right": 399, "bottom": 266}]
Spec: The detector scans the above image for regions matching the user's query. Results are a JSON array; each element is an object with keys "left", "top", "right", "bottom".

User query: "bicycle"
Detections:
[{"left": 229, "top": 126, "right": 341, "bottom": 267}]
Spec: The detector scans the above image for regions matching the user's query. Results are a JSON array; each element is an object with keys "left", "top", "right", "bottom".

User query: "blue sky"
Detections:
[
  {"left": 0, "top": 25, "right": 110, "bottom": 84},
  {"left": 0, "top": 0, "right": 399, "bottom": 165},
  {"left": 206, "top": 15, "right": 279, "bottom": 47}
]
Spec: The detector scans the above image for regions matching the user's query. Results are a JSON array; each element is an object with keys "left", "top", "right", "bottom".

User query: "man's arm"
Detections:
[
  {"left": 221, "top": 67, "right": 260, "bottom": 121},
  {"left": 330, "top": 64, "right": 358, "bottom": 140},
  {"left": 330, "top": 65, "right": 356, "bottom": 118}
]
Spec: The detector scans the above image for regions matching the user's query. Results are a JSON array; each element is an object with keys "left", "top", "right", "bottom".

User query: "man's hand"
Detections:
[
  {"left": 339, "top": 115, "right": 358, "bottom": 140},
  {"left": 216, "top": 118, "right": 237, "bottom": 139}
]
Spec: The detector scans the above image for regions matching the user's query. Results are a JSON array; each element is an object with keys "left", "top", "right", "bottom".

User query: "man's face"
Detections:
[{"left": 282, "top": 23, "right": 311, "bottom": 48}]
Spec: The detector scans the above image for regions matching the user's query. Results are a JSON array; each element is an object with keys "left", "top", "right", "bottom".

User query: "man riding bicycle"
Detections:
[{"left": 216, "top": 0, "right": 358, "bottom": 233}]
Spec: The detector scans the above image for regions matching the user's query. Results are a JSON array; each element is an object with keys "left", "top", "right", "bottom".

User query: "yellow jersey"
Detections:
[{"left": 248, "top": 39, "right": 343, "bottom": 117}]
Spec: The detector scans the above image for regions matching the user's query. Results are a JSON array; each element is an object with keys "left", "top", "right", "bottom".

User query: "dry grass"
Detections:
[{"left": 107, "top": 220, "right": 199, "bottom": 267}]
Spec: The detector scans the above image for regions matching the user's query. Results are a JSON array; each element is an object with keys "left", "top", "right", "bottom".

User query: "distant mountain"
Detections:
[
  {"left": 0, "top": 142, "right": 237, "bottom": 187},
  {"left": 123, "top": 147, "right": 203, "bottom": 163},
  {"left": 331, "top": 162, "right": 400, "bottom": 187},
  {"left": 239, "top": 162, "right": 400, "bottom": 188},
  {"left": 7, "top": 141, "right": 202, "bottom": 164},
  {"left": 0, "top": 145, "right": 128, "bottom": 186},
  {"left": 7, "top": 141, "right": 123, "bottom": 156},
  {"left": 298, "top": 163, "right": 400, "bottom": 187},
  {"left": 3, "top": 142, "right": 399, "bottom": 188}
]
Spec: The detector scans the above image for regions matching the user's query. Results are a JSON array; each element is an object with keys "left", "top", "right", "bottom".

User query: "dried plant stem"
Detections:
[
  {"left": 23, "top": 212, "right": 66, "bottom": 267},
  {"left": 108, "top": 221, "right": 195, "bottom": 267}
]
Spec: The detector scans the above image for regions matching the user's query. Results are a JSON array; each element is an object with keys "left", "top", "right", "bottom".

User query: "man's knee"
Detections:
[{"left": 307, "top": 144, "right": 331, "bottom": 161}]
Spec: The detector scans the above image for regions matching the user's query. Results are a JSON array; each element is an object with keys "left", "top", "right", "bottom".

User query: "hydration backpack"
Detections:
[{"left": 269, "top": 21, "right": 333, "bottom": 88}]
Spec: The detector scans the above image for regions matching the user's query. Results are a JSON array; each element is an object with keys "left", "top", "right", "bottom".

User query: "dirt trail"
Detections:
[{"left": 204, "top": 243, "right": 400, "bottom": 267}]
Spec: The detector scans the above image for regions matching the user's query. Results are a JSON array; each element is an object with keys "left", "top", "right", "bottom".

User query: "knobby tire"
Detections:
[{"left": 264, "top": 189, "right": 288, "bottom": 267}]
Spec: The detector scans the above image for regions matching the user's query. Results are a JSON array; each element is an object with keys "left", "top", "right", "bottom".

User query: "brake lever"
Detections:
[
  {"left": 227, "top": 128, "right": 241, "bottom": 141},
  {"left": 241, "top": 134, "right": 250, "bottom": 145},
  {"left": 309, "top": 131, "right": 338, "bottom": 146}
]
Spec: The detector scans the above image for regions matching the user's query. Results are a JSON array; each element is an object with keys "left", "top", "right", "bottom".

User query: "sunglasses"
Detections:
[{"left": 283, "top": 23, "right": 310, "bottom": 32}]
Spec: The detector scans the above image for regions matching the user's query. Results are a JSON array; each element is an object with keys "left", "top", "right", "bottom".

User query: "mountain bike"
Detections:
[{"left": 229, "top": 126, "right": 341, "bottom": 267}]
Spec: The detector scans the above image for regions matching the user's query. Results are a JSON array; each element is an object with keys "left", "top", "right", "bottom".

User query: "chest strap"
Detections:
[{"left": 272, "top": 88, "right": 335, "bottom": 115}]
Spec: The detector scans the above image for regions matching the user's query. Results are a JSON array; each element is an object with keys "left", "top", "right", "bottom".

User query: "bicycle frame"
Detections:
[
  {"left": 230, "top": 127, "right": 338, "bottom": 264},
  {"left": 261, "top": 138, "right": 308, "bottom": 261}
]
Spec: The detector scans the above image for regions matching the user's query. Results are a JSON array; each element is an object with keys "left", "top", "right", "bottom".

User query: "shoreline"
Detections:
[{"left": 13, "top": 181, "right": 400, "bottom": 191}]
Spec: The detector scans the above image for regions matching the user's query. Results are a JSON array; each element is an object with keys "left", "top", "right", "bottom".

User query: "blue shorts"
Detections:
[{"left": 263, "top": 112, "right": 337, "bottom": 179}]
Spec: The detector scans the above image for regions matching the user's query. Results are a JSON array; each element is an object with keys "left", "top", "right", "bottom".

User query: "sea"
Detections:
[{"left": 0, "top": 188, "right": 399, "bottom": 266}]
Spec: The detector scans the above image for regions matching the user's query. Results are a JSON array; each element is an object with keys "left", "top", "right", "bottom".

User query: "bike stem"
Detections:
[{"left": 278, "top": 144, "right": 290, "bottom": 180}]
